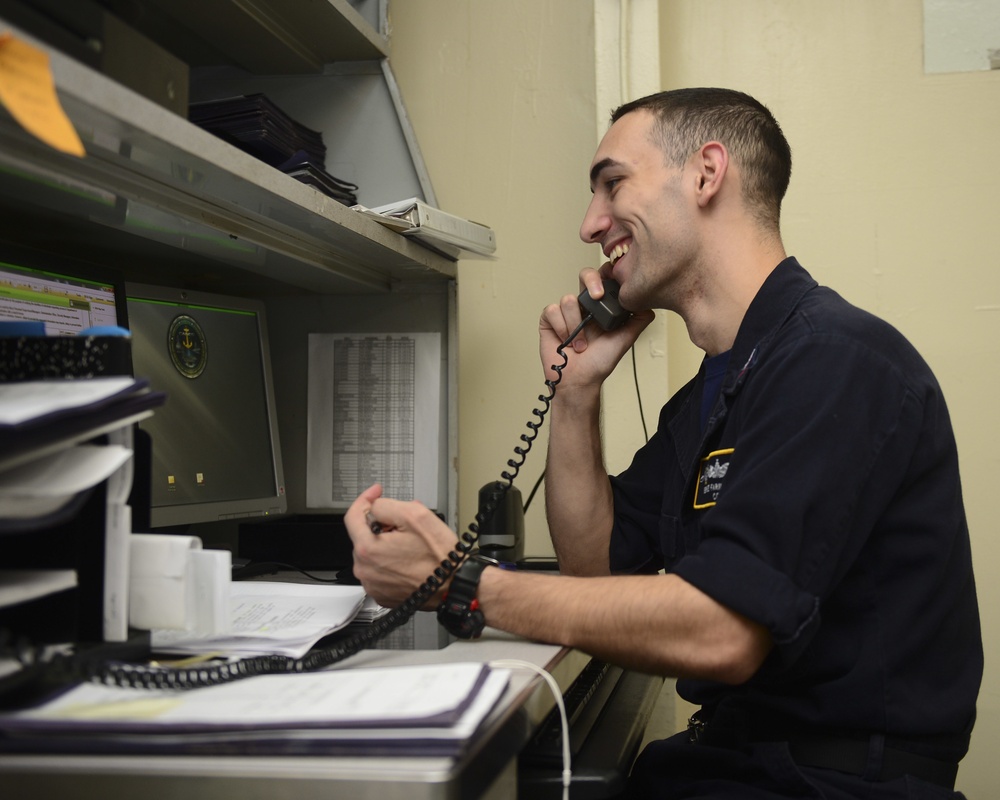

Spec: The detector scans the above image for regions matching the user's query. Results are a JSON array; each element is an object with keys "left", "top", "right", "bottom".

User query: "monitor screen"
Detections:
[
  {"left": 0, "top": 256, "right": 126, "bottom": 334},
  {"left": 126, "top": 284, "right": 287, "bottom": 528}
]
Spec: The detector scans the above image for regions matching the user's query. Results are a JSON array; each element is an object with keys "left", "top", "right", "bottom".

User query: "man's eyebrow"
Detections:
[{"left": 589, "top": 157, "right": 623, "bottom": 190}]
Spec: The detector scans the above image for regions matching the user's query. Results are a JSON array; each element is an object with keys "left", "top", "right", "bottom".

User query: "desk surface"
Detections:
[{"left": 0, "top": 629, "right": 597, "bottom": 800}]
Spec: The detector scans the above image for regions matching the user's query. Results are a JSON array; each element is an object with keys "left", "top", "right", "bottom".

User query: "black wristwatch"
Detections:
[{"left": 436, "top": 553, "right": 499, "bottom": 639}]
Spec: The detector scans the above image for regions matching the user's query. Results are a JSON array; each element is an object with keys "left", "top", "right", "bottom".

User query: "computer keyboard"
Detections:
[{"left": 521, "top": 658, "right": 624, "bottom": 765}]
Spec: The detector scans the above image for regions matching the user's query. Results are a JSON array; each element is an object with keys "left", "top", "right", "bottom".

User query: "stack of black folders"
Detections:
[{"left": 189, "top": 93, "right": 359, "bottom": 205}]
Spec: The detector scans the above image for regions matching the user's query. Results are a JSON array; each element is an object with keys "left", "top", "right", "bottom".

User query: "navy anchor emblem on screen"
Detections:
[{"left": 168, "top": 314, "right": 207, "bottom": 378}]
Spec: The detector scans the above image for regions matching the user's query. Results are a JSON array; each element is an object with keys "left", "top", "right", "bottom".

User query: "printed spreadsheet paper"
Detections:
[{"left": 306, "top": 333, "right": 441, "bottom": 508}]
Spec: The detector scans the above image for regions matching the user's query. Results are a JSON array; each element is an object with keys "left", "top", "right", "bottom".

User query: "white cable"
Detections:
[{"left": 490, "top": 659, "right": 572, "bottom": 800}]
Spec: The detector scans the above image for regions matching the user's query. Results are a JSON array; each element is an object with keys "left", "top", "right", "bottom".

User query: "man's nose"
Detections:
[{"left": 579, "top": 195, "right": 610, "bottom": 245}]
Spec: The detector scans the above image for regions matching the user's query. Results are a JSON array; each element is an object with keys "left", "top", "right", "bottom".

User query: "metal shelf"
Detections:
[
  {"left": 101, "top": 0, "right": 389, "bottom": 73},
  {"left": 0, "top": 19, "right": 454, "bottom": 295}
]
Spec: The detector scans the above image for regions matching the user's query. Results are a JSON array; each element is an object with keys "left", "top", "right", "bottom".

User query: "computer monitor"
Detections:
[
  {"left": 125, "top": 284, "right": 287, "bottom": 528},
  {"left": 0, "top": 255, "right": 127, "bottom": 334}
]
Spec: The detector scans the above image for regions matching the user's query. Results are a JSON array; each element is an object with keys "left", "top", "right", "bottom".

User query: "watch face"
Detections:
[
  {"left": 436, "top": 557, "right": 490, "bottom": 639},
  {"left": 168, "top": 314, "right": 207, "bottom": 378}
]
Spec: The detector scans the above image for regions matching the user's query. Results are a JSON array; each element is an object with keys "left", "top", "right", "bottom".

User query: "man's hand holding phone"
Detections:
[{"left": 539, "top": 267, "right": 653, "bottom": 386}]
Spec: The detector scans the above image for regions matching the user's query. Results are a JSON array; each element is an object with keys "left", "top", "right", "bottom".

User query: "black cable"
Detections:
[
  {"left": 631, "top": 346, "right": 649, "bottom": 443},
  {"left": 519, "top": 315, "right": 597, "bottom": 515},
  {"left": 522, "top": 470, "right": 545, "bottom": 513},
  {"left": 524, "top": 335, "right": 648, "bottom": 515},
  {"left": 231, "top": 561, "right": 340, "bottom": 583},
  {"left": 77, "top": 314, "right": 596, "bottom": 690}
]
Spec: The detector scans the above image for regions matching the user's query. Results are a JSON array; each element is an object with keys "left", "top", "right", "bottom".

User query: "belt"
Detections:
[
  {"left": 787, "top": 736, "right": 958, "bottom": 789},
  {"left": 687, "top": 713, "right": 959, "bottom": 790}
]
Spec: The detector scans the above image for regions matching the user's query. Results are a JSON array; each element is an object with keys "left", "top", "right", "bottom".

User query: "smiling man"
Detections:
[{"left": 346, "top": 88, "right": 982, "bottom": 798}]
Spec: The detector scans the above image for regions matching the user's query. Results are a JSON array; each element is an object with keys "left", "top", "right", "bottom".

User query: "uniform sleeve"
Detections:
[{"left": 608, "top": 430, "right": 670, "bottom": 574}]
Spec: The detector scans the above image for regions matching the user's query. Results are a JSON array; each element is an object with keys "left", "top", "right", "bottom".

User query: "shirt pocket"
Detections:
[
  {"left": 659, "top": 511, "right": 706, "bottom": 567},
  {"left": 658, "top": 514, "right": 680, "bottom": 562}
]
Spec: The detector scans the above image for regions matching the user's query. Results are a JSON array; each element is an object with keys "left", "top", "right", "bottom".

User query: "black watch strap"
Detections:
[{"left": 436, "top": 554, "right": 499, "bottom": 639}]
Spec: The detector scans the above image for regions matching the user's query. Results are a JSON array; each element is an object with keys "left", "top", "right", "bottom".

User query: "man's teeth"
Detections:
[{"left": 610, "top": 243, "right": 630, "bottom": 264}]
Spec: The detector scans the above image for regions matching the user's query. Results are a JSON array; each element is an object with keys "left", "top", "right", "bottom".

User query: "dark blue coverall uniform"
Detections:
[{"left": 612, "top": 259, "right": 982, "bottom": 799}]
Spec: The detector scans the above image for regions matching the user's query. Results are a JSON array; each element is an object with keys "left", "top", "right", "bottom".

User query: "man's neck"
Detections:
[{"left": 683, "top": 241, "right": 786, "bottom": 357}]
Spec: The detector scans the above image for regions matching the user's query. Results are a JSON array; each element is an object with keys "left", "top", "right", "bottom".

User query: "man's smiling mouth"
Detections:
[{"left": 610, "top": 242, "right": 630, "bottom": 265}]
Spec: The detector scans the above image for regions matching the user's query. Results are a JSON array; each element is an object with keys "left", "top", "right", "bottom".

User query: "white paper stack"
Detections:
[
  {"left": 128, "top": 533, "right": 231, "bottom": 634},
  {"left": 0, "top": 661, "right": 510, "bottom": 758},
  {"left": 149, "top": 581, "right": 367, "bottom": 659}
]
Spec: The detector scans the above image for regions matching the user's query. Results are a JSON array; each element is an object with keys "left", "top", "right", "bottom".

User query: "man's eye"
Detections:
[{"left": 606, "top": 177, "right": 622, "bottom": 192}]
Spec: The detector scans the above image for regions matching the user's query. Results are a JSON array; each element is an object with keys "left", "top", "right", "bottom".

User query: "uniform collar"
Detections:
[
  {"left": 668, "top": 257, "right": 817, "bottom": 477},
  {"left": 721, "top": 257, "right": 817, "bottom": 395}
]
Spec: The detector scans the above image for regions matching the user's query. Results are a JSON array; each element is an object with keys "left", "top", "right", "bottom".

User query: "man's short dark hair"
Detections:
[{"left": 612, "top": 88, "right": 792, "bottom": 231}]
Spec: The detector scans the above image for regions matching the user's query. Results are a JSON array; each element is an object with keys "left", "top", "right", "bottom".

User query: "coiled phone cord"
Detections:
[{"left": 70, "top": 315, "right": 595, "bottom": 690}]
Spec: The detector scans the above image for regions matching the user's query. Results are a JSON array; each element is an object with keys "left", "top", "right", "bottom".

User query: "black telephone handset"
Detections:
[{"left": 578, "top": 279, "right": 630, "bottom": 331}]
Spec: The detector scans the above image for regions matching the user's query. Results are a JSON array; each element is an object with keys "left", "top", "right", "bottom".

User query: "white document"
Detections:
[
  {"left": 0, "top": 569, "right": 76, "bottom": 607},
  {"left": 357, "top": 198, "right": 497, "bottom": 259},
  {"left": 103, "top": 502, "right": 131, "bottom": 642},
  {"left": 103, "top": 425, "right": 135, "bottom": 505},
  {"left": 352, "top": 594, "right": 392, "bottom": 623},
  {"left": 129, "top": 533, "right": 204, "bottom": 630},
  {"left": 0, "top": 377, "right": 140, "bottom": 426},
  {"left": 3, "top": 662, "right": 508, "bottom": 741},
  {"left": 150, "top": 581, "right": 367, "bottom": 658},
  {"left": 129, "top": 537, "right": 230, "bottom": 636},
  {"left": 103, "top": 425, "right": 135, "bottom": 642},
  {"left": 306, "top": 332, "right": 441, "bottom": 508},
  {"left": 0, "top": 443, "right": 132, "bottom": 519},
  {"left": 186, "top": 549, "right": 232, "bottom": 636}
]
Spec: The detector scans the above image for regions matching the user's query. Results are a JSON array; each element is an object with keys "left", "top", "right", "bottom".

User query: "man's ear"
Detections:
[{"left": 694, "top": 141, "right": 729, "bottom": 208}]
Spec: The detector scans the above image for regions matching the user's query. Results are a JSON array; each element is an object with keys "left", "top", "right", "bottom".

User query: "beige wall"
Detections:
[
  {"left": 388, "top": 0, "right": 667, "bottom": 553},
  {"left": 390, "top": 0, "right": 997, "bottom": 793},
  {"left": 388, "top": 1, "right": 602, "bottom": 550}
]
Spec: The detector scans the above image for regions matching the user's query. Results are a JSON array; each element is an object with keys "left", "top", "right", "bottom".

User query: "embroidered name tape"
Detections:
[{"left": 694, "top": 448, "right": 734, "bottom": 509}]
